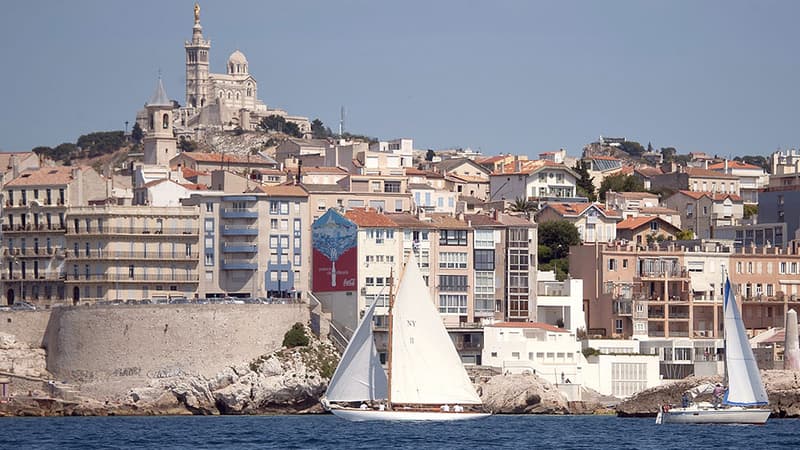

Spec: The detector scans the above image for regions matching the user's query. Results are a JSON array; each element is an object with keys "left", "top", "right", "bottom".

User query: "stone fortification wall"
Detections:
[
  {"left": 0, "top": 311, "right": 52, "bottom": 347},
  {"left": 41, "top": 304, "right": 308, "bottom": 383}
]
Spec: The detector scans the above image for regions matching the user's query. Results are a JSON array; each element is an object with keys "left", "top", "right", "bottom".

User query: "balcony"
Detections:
[
  {"left": 222, "top": 225, "right": 258, "bottom": 236},
  {"left": 613, "top": 300, "right": 632, "bottom": 316},
  {"left": 66, "top": 250, "right": 199, "bottom": 260},
  {"left": 64, "top": 273, "right": 199, "bottom": 282},
  {"left": 221, "top": 259, "right": 258, "bottom": 270},
  {"left": 221, "top": 208, "right": 258, "bottom": 219},
  {"left": 222, "top": 244, "right": 258, "bottom": 253},
  {"left": 65, "top": 227, "right": 199, "bottom": 236}
]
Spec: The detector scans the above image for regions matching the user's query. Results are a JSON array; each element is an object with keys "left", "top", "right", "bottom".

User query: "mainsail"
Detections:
[
  {"left": 325, "top": 297, "right": 388, "bottom": 402},
  {"left": 389, "top": 253, "right": 483, "bottom": 405},
  {"left": 722, "top": 278, "right": 769, "bottom": 406}
]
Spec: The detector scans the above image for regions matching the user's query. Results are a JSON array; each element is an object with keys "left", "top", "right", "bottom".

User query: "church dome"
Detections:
[{"left": 227, "top": 50, "right": 249, "bottom": 75}]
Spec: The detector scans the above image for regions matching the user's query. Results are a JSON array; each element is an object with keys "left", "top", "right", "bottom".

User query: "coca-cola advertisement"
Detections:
[{"left": 312, "top": 209, "right": 358, "bottom": 292}]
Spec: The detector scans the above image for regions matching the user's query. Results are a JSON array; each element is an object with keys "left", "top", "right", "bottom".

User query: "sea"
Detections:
[{"left": 2, "top": 414, "right": 799, "bottom": 449}]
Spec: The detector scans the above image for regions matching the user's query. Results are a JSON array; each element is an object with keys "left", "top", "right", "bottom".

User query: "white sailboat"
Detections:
[
  {"left": 322, "top": 253, "right": 490, "bottom": 421},
  {"left": 656, "top": 277, "right": 770, "bottom": 424}
]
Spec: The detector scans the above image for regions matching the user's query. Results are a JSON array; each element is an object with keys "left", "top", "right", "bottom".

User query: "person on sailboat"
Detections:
[
  {"left": 712, "top": 383, "right": 725, "bottom": 407},
  {"left": 440, "top": 404, "right": 450, "bottom": 412},
  {"left": 359, "top": 402, "right": 369, "bottom": 410}
]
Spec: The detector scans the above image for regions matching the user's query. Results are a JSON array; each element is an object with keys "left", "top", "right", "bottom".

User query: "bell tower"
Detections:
[
  {"left": 143, "top": 78, "right": 178, "bottom": 166},
  {"left": 185, "top": 2, "right": 210, "bottom": 109}
]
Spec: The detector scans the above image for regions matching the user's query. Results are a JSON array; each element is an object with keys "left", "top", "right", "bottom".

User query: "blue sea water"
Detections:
[{"left": 1, "top": 414, "right": 799, "bottom": 450}]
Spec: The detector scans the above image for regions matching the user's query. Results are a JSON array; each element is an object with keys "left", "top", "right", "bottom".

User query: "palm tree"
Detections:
[{"left": 509, "top": 197, "right": 537, "bottom": 220}]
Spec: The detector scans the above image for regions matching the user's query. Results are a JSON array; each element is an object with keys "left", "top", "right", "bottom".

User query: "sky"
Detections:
[{"left": 2, "top": 0, "right": 800, "bottom": 158}]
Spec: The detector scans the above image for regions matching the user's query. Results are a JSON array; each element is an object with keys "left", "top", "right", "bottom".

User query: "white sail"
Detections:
[
  {"left": 325, "top": 297, "right": 388, "bottom": 402},
  {"left": 390, "top": 253, "right": 483, "bottom": 405},
  {"left": 723, "top": 278, "right": 769, "bottom": 406}
]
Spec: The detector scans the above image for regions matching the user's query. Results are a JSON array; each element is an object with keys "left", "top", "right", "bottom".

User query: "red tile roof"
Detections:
[
  {"left": 543, "top": 202, "right": 621, "bottom": 218},
  {"left": 493, "top": 159, "right": 574, "bottom": 176},
  {"left": 487, "top": 322, "right": 569, "bottom": 332},
  {"left": 616, "top": 216, "right": 665, "bottom": 231},
  {"left": 635, "top": 166, "right": 663, "bottom": 177},
  {"left": 677, "top": 190, "right": 743, "bottom": 201},
  {"left": 258, "top": 184, "right": 308, "bottom": 197},
  {"left": 684, "top": 167, "right": 738, "bottom": 179},
  {"left": 707, "top": 160, "right": 763, "bottom": 171},
  {"left": 5, "top": 166, "right": 80, "bottom": 187},
  {"left": 345, "top": 208, "right": 398, "bottom": 227},
  {"left": 178, "top": 151, "right": 272, "bottom": 165}
]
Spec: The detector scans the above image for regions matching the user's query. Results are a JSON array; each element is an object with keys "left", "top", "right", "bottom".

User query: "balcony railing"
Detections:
[
  {"left": 222, "top": 244, "right": 258, "bottom": 253},
  {"left": 221, "top": 208, "right": 258, "bottom": 219},
  {"left": 65, "top": 227, "right": 199, "bottom": 236},
  {"left": 66, "top": 250, "right": 200, "bottom": 260},
  {"left": 221, "top": 259, "right": 258, "bottom": 270},
  {"left": 221, "top": 225, "right": 258, "bottom": 236},
  {"left": 64, "top": 274, "right": 199, "bottom": 282}
]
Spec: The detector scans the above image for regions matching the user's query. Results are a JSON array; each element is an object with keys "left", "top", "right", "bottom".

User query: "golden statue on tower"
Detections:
[{"left": 194, "top": 3, "right": 200, "bottom": 25}]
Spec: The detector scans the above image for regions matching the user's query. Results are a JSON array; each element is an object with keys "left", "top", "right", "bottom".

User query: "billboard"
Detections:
[{"left": 312, "top": 209, "right": 358, "bottom": 292}]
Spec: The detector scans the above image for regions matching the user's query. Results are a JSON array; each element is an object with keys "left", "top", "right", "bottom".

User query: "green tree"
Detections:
[
  {"left": 675, "top": 230, "right": 694, "bottom": 240},
  {"left": 574, "top": 161, "right": 596, "bottom": 201},
  {"left": 538, "top": 220, "right": 580, "bottom": 261},
  {"left": 178, "top": 136, "right": 198, "bottom": 152},
  {"left": 661, "top": 147, "right": 677, "bottom": 163},
  {"left": 77, "top": 131, "right": 126, "bottom": 158},
  {"left": 283, "top": 322, "right": 310, "bottom": 348},
  {"left": 283, "top": 121, "right": 303, "bottom": 138},
  {"left": 311, "top": 118, "right": 332, "bottom": 139},
  {"left": 131, "top": 122, "right": 144, "bottom": 144},
  {"left": 618, "top": 140, "right": 645, "bottom": 157},
  {"left": 259, "top": 115, "right": 287, "bottom": 133},
  {"left": 509, "top": 196, "right": 536, "bottom": 219},
  {"left": 598, "top": 173, "right": 645, "bottom": 201},
  {"left": 425, "top": 149, "right": 436, "bottom": 161},
  {"left": 743, "top": 204, "right": 758, "bottom": 220}
]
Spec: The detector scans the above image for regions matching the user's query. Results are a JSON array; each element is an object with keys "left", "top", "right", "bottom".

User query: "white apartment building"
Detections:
[
  {"left": 489, "top": 160, "right": 580, "bottom": 202},
  {"left": 536, "top": 271, "right": 585, "bottom": 333}
]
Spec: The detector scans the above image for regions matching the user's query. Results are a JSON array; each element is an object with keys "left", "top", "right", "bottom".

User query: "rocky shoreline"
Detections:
[{"left": 15, "top": 329, "right": 796, "bottom": 418}]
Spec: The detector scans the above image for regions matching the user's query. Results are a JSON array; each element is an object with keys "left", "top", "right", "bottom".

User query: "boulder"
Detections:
[{"left": 477, "top": 374, "right": 569, "bottom": 414}]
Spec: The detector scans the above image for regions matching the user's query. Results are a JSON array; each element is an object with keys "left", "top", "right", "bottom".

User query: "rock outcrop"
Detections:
[
  {"left": 477, "top": 374, "right": 569, "bottom": 414},
  {"left": 616, "top": 370, "right": 800, "bottom": 417}
]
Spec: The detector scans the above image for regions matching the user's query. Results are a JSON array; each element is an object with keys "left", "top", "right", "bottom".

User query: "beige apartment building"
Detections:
[
  {"left": 570, "top": 241, "right": 800, "bottom": 340},
  {"left": 64, "top": 205, "right": 200, "bottom": 303},
  {"left": 182, "top": 184, "right": 310, "bottom": 299},
  {"left": 0, "top": 166, "right": 109, "bottom": 305}
]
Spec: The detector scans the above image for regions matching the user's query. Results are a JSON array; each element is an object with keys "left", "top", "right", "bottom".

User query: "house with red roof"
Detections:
[
  {"left": 535, "top": 202, "right": 622, "bottom": 243},
  {"left": 616, "top": 216, "right": 681, "bottom": 245},
  {"left": 707, "top": 160, "right": 767, "bottom": 204},
  {"left": 489, "top": 160, "right": 581, "bottom": 203},
  {"left": 663, "top": 190, "right": 743, "bottom": 239}
]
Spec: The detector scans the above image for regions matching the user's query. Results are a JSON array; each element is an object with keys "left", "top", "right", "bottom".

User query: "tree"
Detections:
[
  {"left": 131, "top": 122, "right": 144, "bottom": 144},
  {"left": 259, "top": 115, "right": 287, "bottom": 133},
  {"left": 538, "top": 220, "right": 580, "bottom": 261},
  {"left": 311, "top": 118, "right": 332, "bottom": 139},
  {"left": 77, "top": 131, "right": 125, "bottom": 158},
  {"left": 178, "top": 136, "right": 198, "bottom": 152},
  {"left": 675, "top": 230, "right": 694, "bottom": 240},
  {"left": 425, "top": 149, "right": 436, "bottom": 161},
  {"left": 743, "top": 204, "right": 758, "bottom": 220},
  {"left": 661, "top": 147, "right": 677, "bottom": 163},
  {"left": 618, "top": 140, "right": 645, "bottom": 157},
  {"left": 574, "top": 161, "right": 596, "bottom": 201},
  {"left": 509, "top": 197, "right": 536, "bottom": 219},
  {"left": 647, "top": 142, "right": 654, "bottom": 153},
  {"left": 598, "top": 173, "right": 645, "bottom": 201},
  {"left": 283, "top": 121, "right": 303, "bottom": 138},
  {"left": 734, "top": 155, "right": 770, "bottom": 172},
  {"left": 282, "top": 322, "right": 309, "bottom": 348}
]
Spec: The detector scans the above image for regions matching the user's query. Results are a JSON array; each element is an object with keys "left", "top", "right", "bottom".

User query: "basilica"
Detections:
[{"left": 139, "top": 3, "right": 310, "bottom": 136}]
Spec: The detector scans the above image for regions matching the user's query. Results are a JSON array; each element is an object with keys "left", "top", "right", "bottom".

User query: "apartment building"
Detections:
[
  {"left": 536, "top": 202, "right": 621, "bottom": 243},
  {"left": 708, "top": 160, "right": 767, "bottom": 205},
  {"left": 0, "top": 166, "right": 108, "bottom": 305},
  {"left": 663, "top": 190, "right": 743, "bottom": 239},
  {"left": 569, "top": 240, "right": 800, "bottom": 341},
  {"left": 182, "top": 184, "right": 310, "bottom": 299},
  {"left": 489, "top": 160, "right": 580, "bottom": 203},
  {"left": 64, "top": 205, "right": 200, "bottom": 303}
]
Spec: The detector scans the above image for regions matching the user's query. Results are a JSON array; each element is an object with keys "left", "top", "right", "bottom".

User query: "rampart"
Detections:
[{"left": 1, "top": 304, "right": 308, "bottom": 383}]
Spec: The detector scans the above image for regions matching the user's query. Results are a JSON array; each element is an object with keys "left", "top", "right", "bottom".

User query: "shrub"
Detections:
[{"left": 283, "top": 322, "right": 309, "bottom": 348}]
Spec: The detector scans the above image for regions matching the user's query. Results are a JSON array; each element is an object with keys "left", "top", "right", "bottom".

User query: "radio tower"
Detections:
[{"left": 339, "top": 106, "right": 346, "bottom": 136}]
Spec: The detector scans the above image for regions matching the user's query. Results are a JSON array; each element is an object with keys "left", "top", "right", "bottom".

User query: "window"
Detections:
[
  {"left": 384, "top": 181, "right": 401, "bottom": 193},
  {"left": 205, "top": 252, "right": 214, "bottom": 266},
  {"left": 438, "top": 294, "right": 467, "bottom": 314},
  {"left": 440, "top": 230, "right": 467, "bottom": 246},
  {"left": 474, "top": 249, "right": 495, "bottom": 270},
  {"left": 608, "top": 258, "right": 617, "bottom": 271},
  {"left": 439, "top": 275, "right": 468, "bottom": 292},
  {"left": 622, "top": 259, "right": 628, "bottom": 269},
  {"left": 439, "top": 252, "right": 468, "bottom": 269},
  {"left": 474, "top": 229, "right": 494, "bottom": 249},
  {"left": 615, "top": 319, "right": 623, "bottom": 334}
]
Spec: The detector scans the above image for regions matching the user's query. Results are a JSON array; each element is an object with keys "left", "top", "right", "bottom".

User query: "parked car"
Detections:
[{"left": 11, "top": 301, "right": 36, "bottom": 310}]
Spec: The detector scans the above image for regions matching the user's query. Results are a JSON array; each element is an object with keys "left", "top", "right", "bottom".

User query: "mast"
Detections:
[{"left": 386, "top": 267, "right": 394, "bottom": 409}]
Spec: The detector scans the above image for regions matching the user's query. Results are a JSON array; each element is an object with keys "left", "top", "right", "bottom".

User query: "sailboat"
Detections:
[
  {"left": 656, "top": 277, "right": 770, "bottom": 424},
  {"left": 321, "top": 253, "right": 490, "bottom": 421}
]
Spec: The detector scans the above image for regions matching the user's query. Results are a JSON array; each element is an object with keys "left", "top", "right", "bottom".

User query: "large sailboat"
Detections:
[
  {"left": 321, "top": 253, "right": 490, "bottom": 421},
  {"left": 656, "top": 277, "right": 770, "bottom": 424}
]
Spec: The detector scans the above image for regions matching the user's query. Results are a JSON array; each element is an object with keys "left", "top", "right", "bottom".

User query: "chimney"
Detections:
[
  {"left": 724, "top": 159, "right": 729, "bottom": 173},
  {"left": 295, "top": 160, "right": 303, "bottom": 185},
  {"left": 704, "top": 160, "right": 708, "bottom": 170}
]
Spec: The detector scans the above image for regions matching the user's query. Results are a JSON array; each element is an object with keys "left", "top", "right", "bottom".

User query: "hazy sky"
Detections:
[{"left": 2, "top": 0, "right": 800, "bottom": 158}]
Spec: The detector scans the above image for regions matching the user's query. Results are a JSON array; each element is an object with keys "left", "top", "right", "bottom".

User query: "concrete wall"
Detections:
[
  {"left": 0, "top": 310, "right": 52, "bottom": 347},
  {"left": 0, "top": 304, "right": 308, "bottom": 383}
]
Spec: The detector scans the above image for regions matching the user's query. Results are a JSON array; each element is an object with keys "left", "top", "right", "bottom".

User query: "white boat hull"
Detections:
[
  {"left": 331, "top": 408, "right": 491, "bottom": 422},
  {"left": 657, "top": 405, "right": 770, "bottom": 424}
]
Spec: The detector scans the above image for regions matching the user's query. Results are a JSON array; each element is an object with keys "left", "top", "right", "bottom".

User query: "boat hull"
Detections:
[
  {"left": 331, "top": 408, "right": 491, "bottom": 422},
  {"left": 657, "top": 406, "right": 770, "bottom": 424}
]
